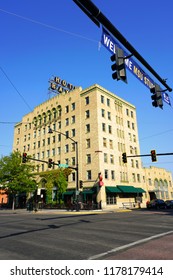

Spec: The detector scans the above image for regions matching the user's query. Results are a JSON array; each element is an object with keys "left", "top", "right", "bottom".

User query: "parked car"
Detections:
[
  {"left": 146, "top": 199, "right": 167, "bottom": 209},
  {"left": 165, "top": 200, "right": 173, "bottom": 209}
]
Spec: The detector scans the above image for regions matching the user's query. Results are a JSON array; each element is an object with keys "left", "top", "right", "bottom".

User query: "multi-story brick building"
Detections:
[{"left": 13, "top": 83, "right": 173, "bottom": 209}]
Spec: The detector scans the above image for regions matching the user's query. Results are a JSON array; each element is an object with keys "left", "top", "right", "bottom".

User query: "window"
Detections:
[
  {"left": 107, "top": 194, "right": 117, "bottom": 205},
  {"left": 85, "top": 96, "right": 89, "bottom": 105},
  {"left": 71, "top": 128, "right": 75, "bottom": 137},
  {"left": 65, "top": 144, "right": 69, "bottom": 153},
  {"left": 107, "top": 111, "right": 111, "bottom": 120},
  {"left": 52, "top": 135, "right": 56, "bottom": 143},
  {"left": 85, "top": 110, "right": 90, "bottom": 119},
  {"left": 57, "top": 134, "right": 61, "bottom": 142},
  {"left": 65, "top": 131, "right": 69, "bottom": 138},
  {"left": 65, "top": 105, "right": 69, "bottom": 113},
  {"left": 86, "top": 139, "right": 91, "bottom": 148},
  {"left": 102, "top": 123, "right": 106, "bottom": 132},
  {"left": 71, "top": 157, "right": 75, "bottom": 166},
  {"left": 110, "top": 154, "right": 114, "bottom": 164},
  {"left": 132, "top": 173, "right": 136, "bottom": 182},
  {"left": 71, "top": 102, "right": 75, "bottom": 111},
  {"left": 132, "top": 123, "right": 135, "bottom": 130},
  {"left": 86, "top": 154, "right": 91, "bottom": 164},
  {"left": 107, "top": 98, "right": 110, "bottom": 106},
  {"left": 47, "top": 138, "right": 50, "bottom": 145},
  {"left": 111, "top": 170, "right": 115, "bottom": 180},
  {"left": 109, "top": 140, "right": 113, "bottom": 149},
  {"left": 127, "top": 121, "right": 130, "bottom": 128},
  {"left": 57, "top": 147, "right": 61, "bottom": 155},
  {"left": 47, "top": 150, "right": 50, "bottom": 157},
  {"left": 72, "top": 172, "right": 76, "bottom": 181},
  {"left": 71, "top": 116, "right": 75, "bottom": 124},
  {"left": 86, "top": 124, "right": 90, "bottom": 133},
  {"left": 137, "top": 174, "right": 141, "bottom": 182},
  {"left": 103, "top": 138, "right": 107, "bottom": 147},
  {"left": 58, "top": 121, "right": 61, "bottom": 129},
  {"left": 71, "top": 143, "right": 75, "bottom": 152},
  {"left": 104, "top": 169, "right": 109, "bottom": 179},
  {"left": 65, "top": 118, "right": 69, "bottom": 126},
  {"left": 104, "top": 153, "right": 108, "bottom": 163},
  {"left": 101, "top": 95, "right": 104, "bottom": 104},
  {"left": 101, "top": 109, "right": 105, "bottom": 118},
  {"left": 108, "top": 125, "right": 112, "bottom": 134},
  {"left": 87, "top": 170, "right": 92, "bottom": 180},
  {"left": 52, "top": 148, "right": 55, "bottom": 156}
]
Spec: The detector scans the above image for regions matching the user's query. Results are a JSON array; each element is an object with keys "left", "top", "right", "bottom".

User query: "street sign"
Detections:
[
  {"left": 59, "top": 164, "right": 69, "bottom": 168},
  {"left": 101, "top": 28, "right": 171, "bottom": 106}
]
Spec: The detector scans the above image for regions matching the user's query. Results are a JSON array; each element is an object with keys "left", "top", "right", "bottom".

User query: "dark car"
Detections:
[
  {"left": 146, "top": 199, "right": 167, "bottom": 209},
  {"left": 165, "top": 200, "right": 173, "bottom": 209}
]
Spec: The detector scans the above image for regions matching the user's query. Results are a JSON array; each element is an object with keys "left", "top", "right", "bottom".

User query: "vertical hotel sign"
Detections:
[{"left": 101, "top": 28, "right": 171, "bottom": 106}]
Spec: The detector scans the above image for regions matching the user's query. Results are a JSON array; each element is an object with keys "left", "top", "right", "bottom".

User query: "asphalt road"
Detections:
[{"left": 0, "top": 208, "right": 173, "bottom": 260}]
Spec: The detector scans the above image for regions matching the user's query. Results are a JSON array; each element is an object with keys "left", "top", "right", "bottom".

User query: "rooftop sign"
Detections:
[{"left": 49, "top": 76, "right": 76, "bottom": 94}]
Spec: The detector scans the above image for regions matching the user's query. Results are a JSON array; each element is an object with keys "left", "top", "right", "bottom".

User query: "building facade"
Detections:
[{"left": 13, "top": 84, "right": 173, "bottom": 209}]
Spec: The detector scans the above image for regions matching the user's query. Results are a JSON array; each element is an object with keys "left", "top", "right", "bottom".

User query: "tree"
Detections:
[
  {"left": 0, "top": 151, "right": 37, "bottom": 210},
  {"left": 39, "top": 168, "right": 70, "bottom": 204}
]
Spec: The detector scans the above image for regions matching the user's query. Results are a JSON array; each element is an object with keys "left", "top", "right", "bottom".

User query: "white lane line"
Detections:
[{"left": 88, "top": 230, "right": 173, "bottom": 260}]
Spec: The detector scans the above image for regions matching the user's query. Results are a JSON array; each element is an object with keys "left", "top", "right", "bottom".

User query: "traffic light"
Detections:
[
  {"left": 48, "top": 158, "right": 53, "bottom": 168},
  {"left": 150, "top": 84, "right": 163, "bottom": 109},
  {"left": 122, "top": 152, "right": 127, "bottom": 163},
  {"left": 151, "top": 150, "right": 157, "bottom": 162},
  {"left": 110, "top": 46, "right": 127, "bottom": 83},
  {"left": 79, "top": 180, "right": 83, "bottom": 189},
  {"left": 22, "top": 152, "right": 27, "bottom": 163}
]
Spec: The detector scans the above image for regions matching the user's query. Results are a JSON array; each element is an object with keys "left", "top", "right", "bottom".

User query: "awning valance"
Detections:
[
  {"left": 106, "top": 186, "right": 122, "bottom": 193},
  {"left": 116, "top": 185, "right": 146, "bottom": 193}
]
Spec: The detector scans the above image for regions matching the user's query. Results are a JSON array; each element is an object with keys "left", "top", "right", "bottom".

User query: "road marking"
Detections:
[{"left": 88, "top": 230, "right": 173, "bottom": 260}]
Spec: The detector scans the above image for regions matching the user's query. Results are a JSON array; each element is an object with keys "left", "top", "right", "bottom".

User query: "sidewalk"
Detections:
[{"left": 0, "top": 207, "right": 131, "bottom": 215}]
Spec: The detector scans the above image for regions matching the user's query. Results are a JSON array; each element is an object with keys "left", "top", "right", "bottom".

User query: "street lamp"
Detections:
[{"left": 48, "top": 128, "right": 79, "bottom": 210}]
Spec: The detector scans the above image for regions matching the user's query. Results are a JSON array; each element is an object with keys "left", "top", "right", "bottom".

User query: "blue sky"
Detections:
[{"left": 1, "top": 0, "right": 173, "bottom": 175}]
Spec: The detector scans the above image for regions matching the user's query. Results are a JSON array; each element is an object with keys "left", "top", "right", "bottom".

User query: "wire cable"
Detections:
[{"left": 0, "top": 66, "right": 33, "bottom": 111}]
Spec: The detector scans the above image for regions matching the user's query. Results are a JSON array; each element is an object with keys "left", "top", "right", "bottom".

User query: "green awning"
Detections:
[
  {"left": 117, "top": 185, "right": 146, "bottom": 193},
  {"left": 106, "top": 186, "right": 122, "bottom": 193},
  {"left": 82, "top": 190, "right": 94, "bottom": 194},
  {"left": 63, "top": 191, "right": 75, "bottom": 196},
  {"left": 135, "top": 187, "right": 146, "bottom": 193},
  {"left": 117, "top": 185, "right": 137, "bottom": 193}
]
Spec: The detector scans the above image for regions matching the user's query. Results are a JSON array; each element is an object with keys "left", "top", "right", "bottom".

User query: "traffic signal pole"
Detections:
[{"left": 73, "top": 0, "right": 172, "bottom": 92}]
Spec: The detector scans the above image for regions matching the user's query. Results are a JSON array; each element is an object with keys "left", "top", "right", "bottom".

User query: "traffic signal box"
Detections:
[
  {"left": 48, "top": 158, "right": 53, "bottom": 168},
  {"left": 110, "top": 46, "right": 127, "bottom": 83},
  {"left": 79, "top": 180, "right": 83, "bottom": 189},
  {"left": 122, "top": 152, "right": 127, "bottom": 163},
  {"left": 151, "top": 150, "right": 157, "bottom": 162},
  {"left": 150, "top": 84, "right": 163, "bottom": 109},
  {"left": 22, "top": 152, "right": 27, "bottom": 163}
]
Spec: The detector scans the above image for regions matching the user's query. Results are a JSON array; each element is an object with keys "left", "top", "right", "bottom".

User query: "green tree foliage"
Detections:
[{"left": 0, "top": 151, "right": 37, "bottom": 209}]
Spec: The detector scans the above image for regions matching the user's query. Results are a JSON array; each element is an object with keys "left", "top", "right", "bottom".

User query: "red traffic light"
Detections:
[
  {"left": 151, "top": 150, "right": 157, "bottom": 162},
  {"left": 22, "top": 152, "right": 27, "bottom": 163}
]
